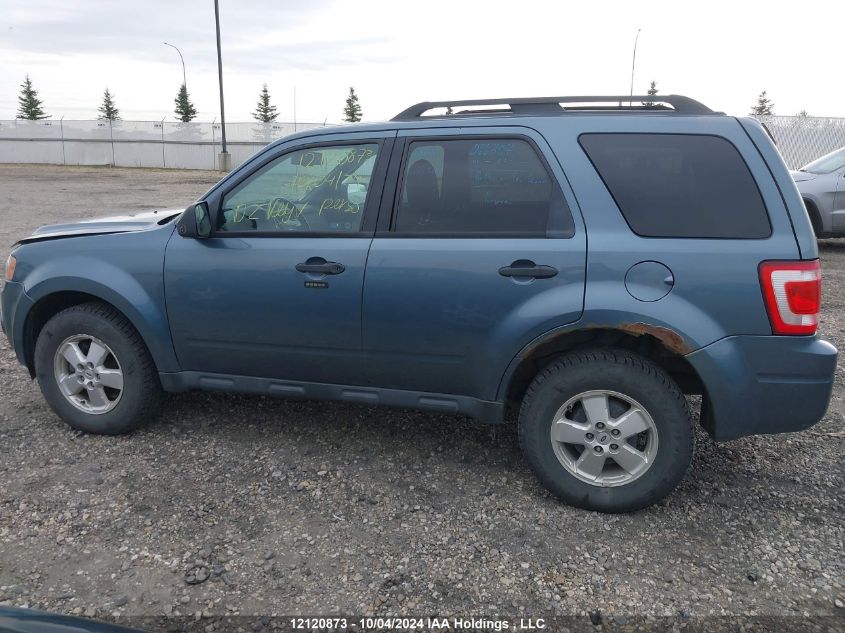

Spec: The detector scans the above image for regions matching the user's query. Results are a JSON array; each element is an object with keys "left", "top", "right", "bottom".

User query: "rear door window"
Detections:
[
  {"left": 579, "top": 133, "right": 771, "bottom": 238},
  {"left": 393, "top": 138, "right": 574, "bottom": 237}
]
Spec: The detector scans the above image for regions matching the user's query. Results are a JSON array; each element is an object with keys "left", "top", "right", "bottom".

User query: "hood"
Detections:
[
  {"left": 790, "top": 170, "right": 818, "bottom": 183},
  {"left": 20, "top": 208, "right": 183, "bottom": 244}
]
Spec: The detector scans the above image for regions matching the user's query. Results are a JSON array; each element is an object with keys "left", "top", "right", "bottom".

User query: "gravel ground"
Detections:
[{"left": 0, "top": 165, "right": 842, "bottom": 628}]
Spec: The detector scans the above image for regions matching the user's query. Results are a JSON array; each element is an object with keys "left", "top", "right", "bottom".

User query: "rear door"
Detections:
[{"left": 362, "top": 127, "right": 586, "bottom": 400}]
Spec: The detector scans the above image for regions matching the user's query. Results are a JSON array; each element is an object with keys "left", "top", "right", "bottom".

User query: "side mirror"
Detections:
[
  {"left": 177, "top": 202, "right": 212, "bottom": 239},
  {"left": 195, "top": 202, "right": 212, "bottom": 238},
  {"left": 346, "top": 183, "right": 367, "bottom": 206}
]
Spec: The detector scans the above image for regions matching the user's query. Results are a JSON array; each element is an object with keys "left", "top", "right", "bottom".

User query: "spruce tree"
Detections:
[
  {"left": 252, "top": 84, "right": 279, "bottom": 122},
  {"left": 98, "top": 88, "right": 120, "bottom": 121},
  {"left": 17, "top": 75, "right": 48, "bottom": 120},
  {"left": 343, "top": 87, "right": 362, "bottom": 123},
  {"left": 751, "top": 91, "right": 774, "bottom": 116},
  {"left": 174, "top": 84, "right": 197, "bottom": 122},
  {"left": 643, "top": 80, "right": 658, "bottom": 106}
]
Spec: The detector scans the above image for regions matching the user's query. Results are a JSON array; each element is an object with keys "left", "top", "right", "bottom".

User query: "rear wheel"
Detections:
[
  {"left": 34, "top": 302, "right": 162, "bottom": 434},
  {"left": 519, "top": 349, "right": 693, "bottom": 512}
]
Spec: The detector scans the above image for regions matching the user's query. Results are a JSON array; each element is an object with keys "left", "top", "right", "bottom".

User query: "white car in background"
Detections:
[{"left": 791, "top": 147, "right": 845, "bottom": 237}]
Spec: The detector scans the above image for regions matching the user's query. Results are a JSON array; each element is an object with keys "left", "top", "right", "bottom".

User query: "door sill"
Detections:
[{"left": 158, "top": 371, "right": 505, "bottom": 423}]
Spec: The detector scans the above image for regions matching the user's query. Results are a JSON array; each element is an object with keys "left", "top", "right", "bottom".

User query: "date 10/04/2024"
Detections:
[{"left": 289, "top": 617, "right": 547, "bottom": 630}]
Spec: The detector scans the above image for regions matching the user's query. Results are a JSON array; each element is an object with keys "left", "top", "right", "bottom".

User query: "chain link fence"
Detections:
[
  {"left": 756, "top": 115, "right": 845, "bottom": 169},
  {"left": 0, "top": 119, "right": 328, "bottom": 170},
  {"left": 3, "top": 116, "right": 845, "bottom": 171}
]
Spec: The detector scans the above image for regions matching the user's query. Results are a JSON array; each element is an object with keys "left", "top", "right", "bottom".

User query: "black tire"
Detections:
[
  {"left": 518, "top": 349, "right": 693, "bottom": 513},
  {"left": 34, "top": 302, "right": 163, "bottom": 434},
  {"left": 803, "top": 199, "right": 823, "bottom": 238}
]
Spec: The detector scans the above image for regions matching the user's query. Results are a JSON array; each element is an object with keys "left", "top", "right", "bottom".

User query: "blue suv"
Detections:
[{"left": 1, "top": 95, "right": 837, "bottom": 512}]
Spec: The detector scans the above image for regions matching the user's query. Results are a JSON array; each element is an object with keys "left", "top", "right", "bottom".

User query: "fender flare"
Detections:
[{"left": 495, "top": 312, "right": 712, "bottom": 402}]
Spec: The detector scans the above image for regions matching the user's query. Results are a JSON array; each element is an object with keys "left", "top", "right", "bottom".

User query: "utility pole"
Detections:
[{"left": 214, "top": 0, "right": 230, "bottom": 171}]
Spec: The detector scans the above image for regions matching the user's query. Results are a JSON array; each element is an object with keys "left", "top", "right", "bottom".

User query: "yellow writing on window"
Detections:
[
  {"left": 232, "top": 198, "right": 303, "bottom": 223},
  {"left": 318, "top": 198, "right": 361, "bottom": 215}
]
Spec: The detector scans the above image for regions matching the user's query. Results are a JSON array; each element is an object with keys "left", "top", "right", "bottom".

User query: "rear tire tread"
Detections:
[{"left": 518, "top": 348, "right": 694, "bottom": 512}]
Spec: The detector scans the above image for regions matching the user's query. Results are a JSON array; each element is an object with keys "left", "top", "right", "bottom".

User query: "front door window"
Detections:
[{"left": 219, "top": 143, "right": 379, "bottom": 234}]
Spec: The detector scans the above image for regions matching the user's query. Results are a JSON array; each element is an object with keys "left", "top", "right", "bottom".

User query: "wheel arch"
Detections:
[
  {"left": 499, "top": 325, "right": 707, "bottom": 412},
  {"left": 802, "top": 197, "right": 824, "bottom": 235},
  {"left": 22, "top": 282, "right": 178, "bottom": 377}
]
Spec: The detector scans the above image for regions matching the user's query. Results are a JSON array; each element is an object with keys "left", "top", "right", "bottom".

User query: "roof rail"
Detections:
[{"left": 391, "top": 95, "right": 715, "bottom": 121}]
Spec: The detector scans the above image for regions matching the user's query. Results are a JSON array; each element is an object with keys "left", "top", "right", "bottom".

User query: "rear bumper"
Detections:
[{"left": 686, "top": 335, "right": 837, "bottom": 441}]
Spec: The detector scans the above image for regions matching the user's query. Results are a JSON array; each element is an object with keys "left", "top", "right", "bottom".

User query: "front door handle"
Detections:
[
  {"left": 296, "top": 258, "right": 346, "bottom": 275},
  {"left": 498, "top": 260, "right": 558, "bottom": 279}
]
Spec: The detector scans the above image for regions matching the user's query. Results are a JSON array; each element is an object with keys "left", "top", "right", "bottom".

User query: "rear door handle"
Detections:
[
  {"left": 296, "top": 258, "right": 346, "bottom": 275},
  {"left": 498, "top": 260, "right": 558, "bottom": 279}
]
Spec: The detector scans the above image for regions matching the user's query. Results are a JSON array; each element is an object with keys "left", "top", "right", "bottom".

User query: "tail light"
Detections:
[{"left": 758, "top": 260, "right": 821, "bottom": 335}]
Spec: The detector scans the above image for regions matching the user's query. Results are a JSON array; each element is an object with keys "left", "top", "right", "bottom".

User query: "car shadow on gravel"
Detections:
[
  {"left": 151, "top": 389, "right": 843, "bottom": 515},
  {"left": 150, "top": 391, "right": 720, "bottom": 505},
  {"left": 818, "top": 239, "right": 845, "bottom": 251},
  {"left": 157, "top": 390, "right": 524, "bottom": 464}
]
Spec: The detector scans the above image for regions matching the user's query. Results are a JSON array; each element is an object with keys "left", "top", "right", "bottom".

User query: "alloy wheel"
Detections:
[
  {"left": 550, "top": 389, "right": 659, "bottom": 487},
  {"left": 53, "top": 334, "right": 124, "bottom": 414}
]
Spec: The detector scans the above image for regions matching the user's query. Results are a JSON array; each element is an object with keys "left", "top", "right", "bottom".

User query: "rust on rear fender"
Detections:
[
  {"left": 512, "top": 321, "right": 694, "bottom": 366},
  {"left": 617, "top": 322, "right": 693, "bottom": 356}
]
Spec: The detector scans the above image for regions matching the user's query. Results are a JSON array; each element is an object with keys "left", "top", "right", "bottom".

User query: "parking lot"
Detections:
[{"left": 0, "top": 164, "right": 842, "bottom": 625}]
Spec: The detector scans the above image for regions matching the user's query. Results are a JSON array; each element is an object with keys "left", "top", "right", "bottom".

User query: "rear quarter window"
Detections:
[{"left": 579, "top": 133, "right": 771, "bottom": 239}]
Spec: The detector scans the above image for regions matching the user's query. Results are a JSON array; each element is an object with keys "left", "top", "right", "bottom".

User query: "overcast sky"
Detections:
[{"left": 1, "top": 0, "right": 841, "bottom": 123}]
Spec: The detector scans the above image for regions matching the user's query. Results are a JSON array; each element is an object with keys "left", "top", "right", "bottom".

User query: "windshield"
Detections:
[{"left": 800, "top": 147, "right": 845, "bottom": 174}]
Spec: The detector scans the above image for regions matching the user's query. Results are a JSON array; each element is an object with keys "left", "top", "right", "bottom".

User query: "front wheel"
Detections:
[
  {"left": 34, "top": 302, "right": 163, "bottom": 434},
  {"left": 519, "top": 349, "right": 693, "bottom": 512}
]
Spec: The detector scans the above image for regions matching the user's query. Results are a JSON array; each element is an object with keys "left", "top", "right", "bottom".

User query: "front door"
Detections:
[
  {"left": 362, "top": 129, "right": 586, "bottom": 400},
  {"left": 165, "top": 133, "right": 394, "bottom": 384}
]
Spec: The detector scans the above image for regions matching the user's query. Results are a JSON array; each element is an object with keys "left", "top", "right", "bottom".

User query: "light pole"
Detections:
[
  {"left": 214, "top": 0, "right": 230, "bottom": 171},
  {"left": 163, "top": 42, "right": 187, "bottom": 90},
  {"left": 629, "top": 28, "right": 641, "bottom": 106}
]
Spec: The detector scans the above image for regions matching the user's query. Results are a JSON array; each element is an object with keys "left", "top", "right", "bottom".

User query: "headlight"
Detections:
[{"left": 5, "top": 254, "right": 16, "bottom": 281}]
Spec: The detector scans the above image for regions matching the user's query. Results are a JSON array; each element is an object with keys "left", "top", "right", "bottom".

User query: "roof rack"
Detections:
[{"left": 391, "top": 95, "right": 715, "bottom": 121}]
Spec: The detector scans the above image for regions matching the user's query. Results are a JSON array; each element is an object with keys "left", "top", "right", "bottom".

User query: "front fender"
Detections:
[{"left": 22, "top": 255, "right": 179, "bottom": 372}]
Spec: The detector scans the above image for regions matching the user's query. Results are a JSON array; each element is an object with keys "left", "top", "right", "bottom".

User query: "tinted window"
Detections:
[
  {"left": 394, "top": 138, "right": 573, "bottom": 236},
  {"left": 219, "top": 143, "right": 379, "bottom": 234},
  {"left": 579, "top": 133, "right": 771, "bottom": 238}
]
